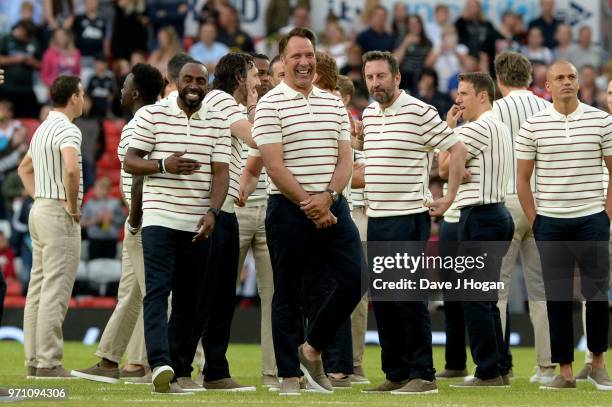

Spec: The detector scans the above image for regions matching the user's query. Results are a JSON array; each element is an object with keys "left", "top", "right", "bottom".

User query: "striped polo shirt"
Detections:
[
  {"left": 454, "top": 110, "right": 513, "bottom": 209},
  {"left": 351, "top": 150, "right": 366, "bottom": 207},
  {"left": 516, "top": 103, "right": 612, "bottom": 218},
  {"left": 117, "top": 108, "right": 145, "bottom": 209},
  {"left": 361, "top": 91, "right": 459, "bottom": 217},
  {"left": 252, "top": 81, "right": 351, "bottom": 195},
  {"left": 28, "top": 111, "right": 83, "bottom": 205},
  {"left": 129, "top": 96, "right": 231, "bottom": 232},
  {"left": 203, "top": 89, "right": 246, "bottom": 202},
  {"left": 492, "top": 89, "right": 550, "bottom": 194},
  {"left": 241, "top": 144, "right": 267, "bottom": 204}
]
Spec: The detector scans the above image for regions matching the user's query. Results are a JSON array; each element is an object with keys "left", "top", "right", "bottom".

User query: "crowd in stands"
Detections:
[{"left": 0, "top": 0, "right": 610, "bottom": 298}]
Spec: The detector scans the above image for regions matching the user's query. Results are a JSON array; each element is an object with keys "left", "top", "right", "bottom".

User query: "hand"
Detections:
[
  {"left": 446, "top": 105, "right": 462, "bottom": 129},
  {"left": 163, "top": 151, "right": 201, "bottom": 175},
  {"left": 462, "top": 169, "right": 472, "bottom": 183},
  {"left": 193, "top": 212, "right": 215, "bottom": 242},
  {"left": 63, "top": 203, "right": 80, "bottom": 223},
  {"left": 424, "top": 195, "right": 454, "bottom": 217},
  {"left": 351, "top": 120, "right": 363, "bottom": 141},
  {"left": 312, "top": 210, "right": 338, "bottom": 229},
  {"left": 127, "top": 217, "right": 141, "bottom": 235},
  {"left": 354, "top": 161, "right": 366, "bottom": 171},
  {"left": 300, "top": 193, "right": 332, "bottom": 219}
]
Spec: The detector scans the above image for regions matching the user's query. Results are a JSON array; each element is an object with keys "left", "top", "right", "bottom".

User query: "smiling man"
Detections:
[
  {"left": 123, "top": 61, "right": 231, "bottom": 395},
  {"left": 252, "top": 27, "right": 364, "bottom": 396},
  {"left": 516, "top": 60, "right": 612, "bottom": 391}
]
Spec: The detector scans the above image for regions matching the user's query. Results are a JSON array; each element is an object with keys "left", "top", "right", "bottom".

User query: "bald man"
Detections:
[{"left": 516, "top": 61, "right": 612, "bottom": 391}]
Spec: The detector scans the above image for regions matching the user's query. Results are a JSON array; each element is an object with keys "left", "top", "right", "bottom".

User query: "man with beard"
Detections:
[
  {"left": 517, "top": 61, "right": 612, "bottom": 390},
  {"left": 179, "top": 52, "right": 259, "bottom": 392},
  {"left": 71, "top": 63, "right": 165, "bottom": 384},
  {"left": 355, "top": 51, "right": 466, "bottom": 395},
  {"left": 123, "top": 61, "right": 231, "bottom": 395},
  {"left": 253, "top": 27, "right": 364, "bottom": 396}
]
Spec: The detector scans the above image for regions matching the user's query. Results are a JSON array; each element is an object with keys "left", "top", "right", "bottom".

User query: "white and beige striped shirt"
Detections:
[
  {"left": 492, "top": 89, "right": 550, "bottom": 194},
  {"left": 129, "top": 96, "right": 231, "bottom": 232},
  {"left": 351, "top": 150, "right": 366, "bottom": 207},
  {"left": 28, "top": 111, "right": 83, "bottom": 205},
  {"left": 362, "top": 91, "right": 459, "bottom": 217},
  {"left": 117, "top": 108, "right": 145, "bottom": 209},
  {"left": 252, "top": 81, "right": 351, "bottom": 195},
  {"left": 516, "top": 103, "right": 612, "bottom": 218},
  {"left": 454, "top": 110, "right": 513, "bottom": 209}
]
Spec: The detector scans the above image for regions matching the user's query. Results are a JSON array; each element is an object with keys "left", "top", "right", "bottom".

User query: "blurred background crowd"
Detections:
[{"left": 0, "top": 0, "right": 610, "bottom": 304}]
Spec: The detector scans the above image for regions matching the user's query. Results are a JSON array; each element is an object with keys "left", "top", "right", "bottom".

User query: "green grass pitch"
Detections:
[{"left": 0, "top": 342, "right": 610, "bottom": 406}]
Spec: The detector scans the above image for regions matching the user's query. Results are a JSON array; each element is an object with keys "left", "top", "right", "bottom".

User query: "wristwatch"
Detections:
[
  {"left": 207, "top": 207, "right": 221, "bottom": 218},
  {"left": 325, "top": 188, "right": 339, "bottom": 203}
]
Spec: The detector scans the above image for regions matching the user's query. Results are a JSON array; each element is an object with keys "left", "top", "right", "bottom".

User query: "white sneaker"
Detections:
[
  {"left": 151, "top": 366, "right": 174, "bottom": 394},
  {"left": 530, "top": 367, "right": 556, "bottom": 384}
]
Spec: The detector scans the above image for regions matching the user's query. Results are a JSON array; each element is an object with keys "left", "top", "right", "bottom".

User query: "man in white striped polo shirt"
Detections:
[
  {"left": 516, "top": 60, "right": 612, "bottom": 391},
  {"left": 71, "top": 63, "right": 165, "bottom": 384},
  {"left": 253, "top": 28, "right": 364, "bottom": 396},
  {"left": 182, "top": 52, "right": 259, "bottom": 392},
  {"left": 357, "top": 51, "right": 467, "bottom": 395},
  {"left": 438, "top": 72, "right": 514, "bottom": 388},
  {"left": 18, "top": 75, "right": 84, "bottom": 379},
  {"left": 124, "top": 61, "right": 231, "bottom": 395},
  {"left": 492, "top": 51, "right": 555, "bottom": 385}
]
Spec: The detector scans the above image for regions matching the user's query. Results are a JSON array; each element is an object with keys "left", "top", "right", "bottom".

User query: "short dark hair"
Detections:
[
  {"left": 167, "top": 52, "right": 196, "bottom": 83},
  {"left": 250, "top": 52, "right": 269, "bottom": 61},
  {"left": 458, "top": 72, "right": 495, "bottom": 103},
  {"left": 494, "top": 52, "right": 532, "bottom": 88},
  {"left": 50, "top": 75, "right": 81, "bottom": 107},
  {"left": 132, "top": 63, "right": 165, "bottom": 105},
  {"left": 278, "top": 27, "right": 316, "bottom": 55},
  {"left": 213, "top": 53, "right": 254, "bottom": 94},
  {"left": 419, "top": 67, "right": 439, "bottom": 90},
  {"left": 362, "top": 50, "right": 399, "bottom": 77},
  {"left": 269, "top": 55, "right": 282, "bottom": 75}
]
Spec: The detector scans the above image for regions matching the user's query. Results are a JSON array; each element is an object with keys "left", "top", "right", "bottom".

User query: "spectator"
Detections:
[
  {"left": 416, "top": 68, "right": 452, "bottom": 117},
  {"left": 553, "top": 23, "right": 572, "bottom": 60},
  {"left": 426, "top": 25, "right": 469, "bottom": 93},
  {"left": 41, "top": 28, "right": 81, "bottom": 88},
  {"left": 148, "top": 26, "right": 182, "bottom": 78},
  {"left": 265, "top": 0, "right": 310, "bottom": 36},
  {"left": 279, "top": 5, "right": 311, "bottom": 35},
  {"left": 189, "top": 21, "right": 229, "bottom": 78},
  {"left": 521, "top": 26, "right": 553, "bottom": 65},
  {"left": 319, "top": 16, "right": 351, "bottom": 71},
  {"left": 129, "top": 49, "right": 147, "bottom": 67},
  {"left": 355, "top": 5, "right": 394, "bottom": 53},
  {"left": 529, "top": 61, "right": 552, "bottom": 101},
  {"left": 43, "top": 0, "right": 74, "bottom": 31},
  {"left": 73, "top": 0, "right": 108, "bottom": 86},
  {"left": 81, "top": 177, "right": 125, "bottom": 260},
  {"left": 578, "top": 65, "right": 599, "bottom": 107},
  {"left": 394, "top": 14, "right": 432, "bottom": 92},
  {"left": 391, "top": 2, "right": 407, "bottom": 41},
  {"left": 0, "top": 231, "right": 15, "bottom": 282},
  {"left": 184, "top": 0, "right": 208, "bottom": 39},
  {"left": 0, "top": 1, "right": 43, "bottom": 34},
  {"left": 86, "top": 54, "right": 116, "bottom": 119},
  {"left": 495, "top": 10, "right": 524, "bottom": 54},
  {"left": 454, "top": 0, "right": 499, "bottom": 72},
  {"left": 527, "top": 0, "right": 561, "bottom": 49},
  {"left": 216, "top": 3, "right": 254, "bottom": 53},
  {"left": 339, "top": 44, "right": 369, "bottom": 111},
  {"left": 565, "top": 26, "right": 604, "bottom": 71},
  {"left": 148, "top": 0, "right": 189, "bottom": 41},
  {"left": 446, "top": 51, "right": 481, "bottom": 100},
  {"left": 425, "top": 4, "right": 450, "bottom": 49},
  {"left": 0, "top": 100, "right": 27, "bottom": 219},
  {"left": 0, "top": 21, "right": 42, "bottom": 117},
  {"left": 110, "top": 0, "right": 149, "bottom": 60}
]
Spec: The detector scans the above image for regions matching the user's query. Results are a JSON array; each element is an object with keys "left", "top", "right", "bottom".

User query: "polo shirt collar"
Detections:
[
  {"left": 476, "top": 110, "right": 495, "bottom": 121},
  {"left": 507, "top": 89, "right": 535, "bottom": 97},
  {"left": 548, "top": 102, "right": 584, "bottom": 121},
  {"left": 168, "top": 92, "right": 209, "bottom": 119},
  {"left": 375, "top": 90, "right": 407, "bottom": 116},
  {"left": 279, "top": 80, "right": 323, "bottom": 100},
  {"left": 48, "top": 110, "right": 71, "bottom": 122}
]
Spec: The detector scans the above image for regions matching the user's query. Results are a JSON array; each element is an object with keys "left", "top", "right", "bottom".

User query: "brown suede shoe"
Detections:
[
  {"left": 36, "top": 366, "right": 79, "bottom": 379},
  {"left": 362, "top": 379, "right": 410, "bottom": 393},
  {"left": 436, "top": 368, "right": 469, "bottom": 379},
  {"left": 391, "top": 379, "right": 438, "bottom": 395},
  {"left": 297, "top": 345, "right": 333, "bottom": 394},
  {"left": 71, "top": 363, "right": 120, "bottom": 384},
  {"left": 588, "top": 367, "right": 612, "bottom": 391},
  {"left": 203, "top": 378, "right": 256, "bottom": 392},
  {"left": 539, "top": 375, "right": 577, "bottom": 390},
  {"left": 451, "top": 376, "right": 509, "bottom": 388}
]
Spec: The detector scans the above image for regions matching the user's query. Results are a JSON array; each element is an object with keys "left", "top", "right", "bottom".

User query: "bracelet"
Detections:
[{"left": 247, "top": 104, "right": 256, "bottom": 113}]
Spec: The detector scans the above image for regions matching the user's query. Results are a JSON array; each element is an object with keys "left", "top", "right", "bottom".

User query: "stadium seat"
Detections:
[
  {"left": 87, "top": 258, "right": 122, "bottom": 296},
  {"left": 97, "top": 151, "right": 121, "bottom": 171},
  {"left": 76, "top": 260, "right": 89, "bottom": 282},
  {"left": 103, "top": 119, "right": 126, "bottom": 153}
]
